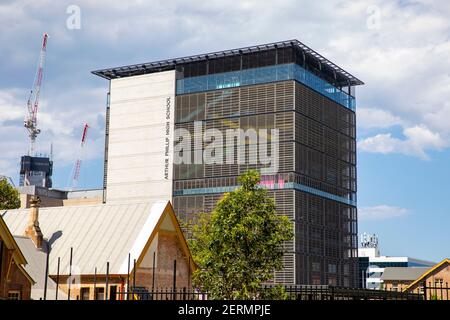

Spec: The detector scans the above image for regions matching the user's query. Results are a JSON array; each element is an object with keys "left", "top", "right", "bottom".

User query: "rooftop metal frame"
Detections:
[{"left": 92, "top": 39, "right": 364, "bottom": 86}]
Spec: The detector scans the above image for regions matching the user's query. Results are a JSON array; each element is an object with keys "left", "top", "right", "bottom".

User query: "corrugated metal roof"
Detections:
[
  {"left": 381, "top": 267, "right": 430, "bottom": 281},
  {"left": 1, "top": 201, "right": 169, "bottom": 276},
  {"left": 14, "top": 236, "right": 67, "bottom": 300},
  {"left": 0, "top": 214, "right": 28, "bottom": 265}
]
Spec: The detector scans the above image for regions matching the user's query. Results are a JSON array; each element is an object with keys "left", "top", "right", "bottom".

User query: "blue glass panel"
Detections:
[
  {"left": 176, "top": 63, "right": 356, "bottom": 110},
  {"left": 173, "top": 182, "right": 356, "bottom": 206}
]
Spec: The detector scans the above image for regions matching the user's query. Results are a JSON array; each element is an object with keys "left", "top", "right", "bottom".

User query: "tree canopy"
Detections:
[
  {"left": 0, "top": 178, "right": 20, "bottom": 210},
  {"left": 188, "top": 170, "right": 293, "bottom": 299}
]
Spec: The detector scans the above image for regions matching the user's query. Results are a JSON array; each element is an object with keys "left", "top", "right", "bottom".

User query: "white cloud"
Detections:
[
  {"left": 357, "top": 108, "right": 404, "bottom": 129},
  {"left": 0, "top": 86, "right": 105, "bottom": 182},
  {"left": 0, "top": 89, "right": 26, "bottom": 123},
  {"left": 359, "top": 205, "right": 409, "bottom": 220},
  {"left": 358, "top": 124, "right": 447, "bottom": 159},
  {"left": 1, "top": 0, "right": 450, "bottom": 185}
]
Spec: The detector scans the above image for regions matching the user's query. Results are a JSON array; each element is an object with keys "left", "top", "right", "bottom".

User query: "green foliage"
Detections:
[
  {"left": 188, "top": 170, "right": 294, "bottom": 300},
  {"left": 430, "top": 294, "right": 440, "bottom": 300},
  {"left": 258, "top": 285, "right": 290, "bottom": 300},
  {"left": 0, "top": 178, "right": 20, "bottom": 210}
]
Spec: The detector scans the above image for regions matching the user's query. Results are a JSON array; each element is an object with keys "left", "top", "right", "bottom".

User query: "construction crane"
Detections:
[
  {"left": 69, "top": 123, "right": 89, "bottom": 190},
  {"left": 24, "top": 33, "right": 49, "bottom": 156}
]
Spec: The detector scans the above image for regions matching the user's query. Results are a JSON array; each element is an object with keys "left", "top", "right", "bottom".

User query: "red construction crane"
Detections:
[
  {"left": 24, "top": 33, "right": 49, "bottom": 156},
  {"left": 70, "top": 123, "right": 89, "bottom": 190}
]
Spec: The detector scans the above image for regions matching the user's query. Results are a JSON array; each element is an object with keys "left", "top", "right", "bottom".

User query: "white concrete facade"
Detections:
[
  {"left": 106, "top": 71, "right": 176, "bottom": 204},
  {"left": 358, "top": 247, "right": 434, "bottom": 289}
]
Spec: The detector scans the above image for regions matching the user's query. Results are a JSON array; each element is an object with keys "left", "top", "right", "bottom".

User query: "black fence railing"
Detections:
[
  {"left": 411, "top": 282, "right": 450, "bottom": 301},
  {"left": 115, "top": 285, "right": 426, "bottom": 301},
  {"left": 40, "top": 246, "right": 450, "bottom": 301},
  {"left": 264, "top": 285, "right": 426, "bottom": 300},
  {"left": 279, "top": 285, "right": 423, "bottom": 300},
  {"left": 117, "top": 287, "right": 208, "bottom": 300}
]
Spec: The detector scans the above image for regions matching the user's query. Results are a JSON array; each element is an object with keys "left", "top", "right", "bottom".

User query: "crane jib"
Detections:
[{"left": 24, "top": 32, "right": 49, "bottom": 156}]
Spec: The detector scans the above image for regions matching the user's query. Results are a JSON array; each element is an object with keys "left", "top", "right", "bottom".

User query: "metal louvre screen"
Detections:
[{"left": 173, "top": 77, "right": 357, "bottom": 286}]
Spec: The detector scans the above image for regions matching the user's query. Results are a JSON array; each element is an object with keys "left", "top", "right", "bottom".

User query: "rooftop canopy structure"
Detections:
[{"left": 92, "top": 39, "right": 364, "bottom": 90}]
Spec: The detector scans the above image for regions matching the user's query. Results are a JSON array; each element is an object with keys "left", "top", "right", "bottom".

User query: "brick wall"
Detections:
[
  {"left": 54, "top": 276, "right": 125, "bottom": 300},
  {"left": 0, "top": 257, "right": 32, "bottom": 300},
  {"left": 135, "top": 232, "right": 191, "bottom": 289},
  {"left": 383, "top": 280, "right": 413, "bottom": 292},
  {"left": 423, "top": 264, "right": 450, "bottom": 299}
]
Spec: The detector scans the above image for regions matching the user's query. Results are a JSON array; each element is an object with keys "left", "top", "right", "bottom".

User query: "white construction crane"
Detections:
[{"left": 24, "top": 33, "right": 49, "bottom": 156}]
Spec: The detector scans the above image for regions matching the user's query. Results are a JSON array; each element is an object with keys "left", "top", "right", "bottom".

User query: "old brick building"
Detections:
[
  {"left": 403, "top": 259, "right": 450, "bottom": 299},
  {"left": 381, "top": 267, "right": 429, "bottom": 291},
  {"left": 0, "top": 215, "right": 34, "bottom": 300},
  {"left": 2, "top": 200, "right": 195, "bottom": 300}
]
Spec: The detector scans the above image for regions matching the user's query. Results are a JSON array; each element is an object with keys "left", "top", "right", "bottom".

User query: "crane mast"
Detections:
[
  {"left": 70, "top": 123, "right": 89, "bottom": 190},
  {"left": 24, "top": 33, "right": 48, "bottom": 156}
]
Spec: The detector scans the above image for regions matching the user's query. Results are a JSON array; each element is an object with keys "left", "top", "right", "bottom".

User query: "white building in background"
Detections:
[
  {"left": 105, "top": 71, "right": 176, "bottom": 204},
  {"left": 358, "top": 233, "right": 435, "bottom": 289}
]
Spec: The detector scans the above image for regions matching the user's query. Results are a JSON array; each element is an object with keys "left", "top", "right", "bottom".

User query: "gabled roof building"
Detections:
[
  {"left": 0, "top": 215, "right": 34, "bottom": 300},
  {"left": 403, "top": 258, "right": 450, "bottom": 299},
  {"left": 2, "top": 199, "right": 195, "bottom": 300}
]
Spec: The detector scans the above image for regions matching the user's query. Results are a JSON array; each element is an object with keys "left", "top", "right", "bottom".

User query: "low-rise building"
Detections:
[
  {"left": 403, "top": 259, "right": 450, "bottom": 300},
  {"left": 0, "top": 214, "right": 34, "bottom": 300},
  {"left": 2, "top": 198, "right": 195, "bottom": 300},
  {"left": 358, "top": 234, "right": 434, "bottom": 289},
  {"left": 18, "top": 185, "right": 103, "bottom": 209},
  {"left": 380, "top": 267, "right": 429, "bottom": 291}
]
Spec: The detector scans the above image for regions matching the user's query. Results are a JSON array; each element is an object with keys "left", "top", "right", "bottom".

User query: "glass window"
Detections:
[
  {"left": 95, "top": 287, "right": 105, "bottom": 300},
  {"left": 343, "top": 264, "right": 349, "bottom": 275},
  {"left": 8, "top": 291, "right": 21, "bottom": 300},
  {"left": 312, "top": 262, "right": 321, "bottom": 272},
  {"left": 80, "top": 287, "right": 90, "bottom": 300},
  {"left": 328, "top": 263, "right": 337, "bottom": 274},
  {"left": 110, "top": 285, "right": 118, "bottom": 301},
  {"left": 176, "top": 63, "right": 355, "bottom": 110}
]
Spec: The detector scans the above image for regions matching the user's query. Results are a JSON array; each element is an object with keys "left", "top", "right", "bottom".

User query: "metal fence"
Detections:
[
  {"left": 408, "top": 282, "right": 450, "bottom": 301},
  {"left": 45, "top": 247, "right": 449, "bottom": 301},
  {"left": 113, "top": 285, "right": 428, "bottom": 301},
  {"left": 279, "top": 285, "right": 423, "bottom": 300},
  {"left": 117, "top": 287, "right": 208, "bottom": 301}
]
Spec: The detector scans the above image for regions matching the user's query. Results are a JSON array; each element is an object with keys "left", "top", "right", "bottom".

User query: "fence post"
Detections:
[
  {"left": 43, "top": 246, "right": 50, "bottom": 300},
  {"left": 446, "top": 282, "right": 449, "bottom": 301},
  {"left": 68, "top": 247, "right": 73, "bottom": 301},
  {"left": 133, "top": 259, "right": 136, "bottom": 290},
  {"left": 105, "top": 262, "right": 109, "bottom": 300},
  {"left": 188, "top": 256, "right": 191, "bottom": 291},
  {"left": 423, "top": 281, "right": 427, "bottom": 301},
  {"left": 152, "top": 251, "right": 156, "bottom": 294},
  {"left": 93, "top": 267, "right": 97, "bottom": 300},
  {"left": 127, "top": 253, "right": 130, "bottom": 300},
  {"left": 55, "top": 257, "right": 60, "bottom": 300},
  {"left": 173, "top": 259, "right": 177, "bottom": 300}
]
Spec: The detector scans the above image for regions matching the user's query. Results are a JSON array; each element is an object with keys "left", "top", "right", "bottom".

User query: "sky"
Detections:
[{"left": 0, "top": 0, "right": 449, "bottom": 262}]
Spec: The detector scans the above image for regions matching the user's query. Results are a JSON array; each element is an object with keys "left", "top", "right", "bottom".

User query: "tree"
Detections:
[
  {"left": 188, "top": 170, "right": 294, "bottom": 299},
  {"left": 0, "top": 178, "right": 20, "bottom": 210}
]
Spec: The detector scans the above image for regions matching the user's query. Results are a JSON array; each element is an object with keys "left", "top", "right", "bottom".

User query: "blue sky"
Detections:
[{"left": 0, "top": 0, "right": 449, "bottom": 262}]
